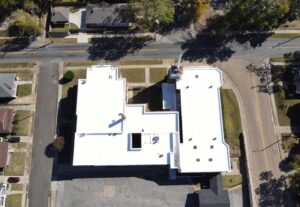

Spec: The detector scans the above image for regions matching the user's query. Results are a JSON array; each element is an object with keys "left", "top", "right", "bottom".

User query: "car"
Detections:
[
  {"left": 7, "top": 136, "right": 20, "bottom": 143},
  {"left": 7, "top": 177, "right": 20, "bottom": 183}
]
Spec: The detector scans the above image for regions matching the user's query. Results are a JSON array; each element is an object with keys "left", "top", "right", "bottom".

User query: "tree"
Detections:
[
  {"left": 52, "top": 136, "right": 65, "bottom": 152},
  {"left": 8, "top": 10, "right": 42, "bottom": 37},
  {"left": 226, "top": 0, "right": 290, "bottom": 31},
  {"left": 289, "top": 171, "right": 300, "bottom": 206},
  {"left": 128, "top": 0, "right": 175, "bottom": 31}
]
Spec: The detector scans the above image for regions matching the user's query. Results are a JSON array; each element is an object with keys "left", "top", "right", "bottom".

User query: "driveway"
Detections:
[{"left": 28, "top": 62, "right": 59, "bottom": 207}]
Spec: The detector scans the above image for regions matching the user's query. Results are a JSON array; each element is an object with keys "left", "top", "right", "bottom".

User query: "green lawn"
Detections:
[
  {"left": 221, "top": 89, "right": 242, "bottom": 156},
  {"left": 12, "top": 110, "right": 32, "bottom": 136},
  {"left": 5, "top": 194, "right": 22, "bottom": 207},
  {"left": 270, "top": 33, "right": 300, "bottom": 39},
  {"left": 119, "top": 60, "right": 162, "bottom": 65},
  {"left": 62, "top": 69, "right": 86, "bottom": 99},
  {"left": 14, "top": 142, "right": 27, "bottom": 149},
  {"left": 51, "top": 38, "right": 77, "bottom": 43},
  {"left": 222, "top": 175, "right": 243, "bottom": 188},
  {"left": 4, "top": 153, "right": 25, "bottom": 175},
  {"left": 63, "top": 61, "right": 103, "bottom": 67},
  {"left": 51, "top": 24, "right": 69, "bottom": 33},
  {"left": 274, "top": 89, "right": 300, "bottom": 126},
  {"left": 17, "top": 84, "right": 32, "bottom": 97},
  {"left": 0, "top": 30, "right": 8, "bottom": 37},
  {"left": 10, "top": 184, "right": 23, "bottom": 191},
  {"left": 0, "top": 71, "right": 33, "bottom": 81},
  {"left": 120, "top": 68, "right": 145, "bottom": 83},
  {"left": 149, "top": 68, "right": 167, "bottom": 83},
  {"left": 0, "top": 62, "right": 35, "bottom": 68}
]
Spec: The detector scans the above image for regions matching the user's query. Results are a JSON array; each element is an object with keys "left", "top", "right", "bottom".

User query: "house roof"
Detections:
[
  {"left": 0, "top": 74, "right": 16, "bottom": 98},
  {"left": 86, "top": 3, "right": 130, "bottom": 26},
  {"left": 51, "top": 7, "right": 69, "bottom": 23},
  {"left": 198, "top": 173, "right": 230, "bottom": 207},
  {"left": 0, "top": 142, "right": 9, "bottom": 168},
  {"left": 0, "top": 109, "right": 15, "bottom": 134}
]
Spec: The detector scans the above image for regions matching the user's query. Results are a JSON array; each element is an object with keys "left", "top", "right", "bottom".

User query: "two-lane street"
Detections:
[{"left": 29, "top": 62, "right": 59, "bottom": 207}]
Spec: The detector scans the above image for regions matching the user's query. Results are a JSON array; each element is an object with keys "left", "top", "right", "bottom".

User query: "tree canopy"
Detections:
[
  {"left": 290, "top": 172, "right": 300, "bottom": 206},
  {"left": 128, "top": 0, "right": 175, "bottom": 31},
  {"left": 226, "top": 0, "right": 290, "bottom": 31},
  {"left": 8, "top": 10, "right": 42, "bottom": 37}
]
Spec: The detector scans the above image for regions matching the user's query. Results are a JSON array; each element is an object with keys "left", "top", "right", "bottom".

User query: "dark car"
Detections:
[
  {"left": 7, "top": 177, "right": 20, "bottom": 183},
  {"left": 7, "top": 136, "right": 20, "bottom": 143}
]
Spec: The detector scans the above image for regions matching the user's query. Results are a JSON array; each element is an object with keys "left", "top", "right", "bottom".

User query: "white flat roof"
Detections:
[
  {"left": 176, "top": 67, "right": 230, "bottom": 172},
  {"left": 76, "top": 65, "right": 125, "bottom": 134},
  {"left": 73, "top": 65, "right": 230, "bottom": 173}
]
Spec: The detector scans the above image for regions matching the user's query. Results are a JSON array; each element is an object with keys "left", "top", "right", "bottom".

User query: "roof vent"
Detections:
[
  {"left": 209, "top": 158, "right": 213, "bottom": 162},
  {"left": 210, "top": 145, "right": 214, "bottom": 149},
  {"left": 195, "top": 75, "right": 199, "bottom": 78},
  {"left": 193, "top": 145, "right": 197, "bottom": 149},
  {"left": 213, "top": 137, "right": 217, "bottom": 141},
  {"left": 196, "top": 158, "right": 200, "bottom": 162}
]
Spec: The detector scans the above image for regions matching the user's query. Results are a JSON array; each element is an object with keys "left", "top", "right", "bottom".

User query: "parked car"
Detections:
[
  {"left": 7, "top": 136, "right": 20, "bottom": 143},
  {"left": 7, "top": 177, "right": 20, "bottom": 183}
]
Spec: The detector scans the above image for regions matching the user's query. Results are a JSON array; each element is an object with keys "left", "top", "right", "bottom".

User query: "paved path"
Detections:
[{"left": 28, "top": 62, "right": 59, "bottom": 207}]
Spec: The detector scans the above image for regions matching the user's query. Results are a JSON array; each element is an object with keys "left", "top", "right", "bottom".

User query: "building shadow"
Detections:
[
  {"left": 88, "top": 37, "right": 154, "bottom": 61},
  {"left": 129, "top": 84, "right": 163, "bottom": 111},
  {"left": 185, "top": 193, "right": 199, "bottom": 207}
]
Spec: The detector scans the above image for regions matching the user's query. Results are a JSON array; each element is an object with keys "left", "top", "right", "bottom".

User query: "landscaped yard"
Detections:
[
  {"left": 120, "top": 68, "right": 145, "bottom": 83},
  {"left": 222, "top": 175, "right": 243, "bottom": 188},
  {"left": 0, "top": 62, "right": 35, "bottom": 68},
  {"left": 10, "top": 184, "right": 23, "bottom": 191},
  {"left": 12, "top": 110, "right": 32, "bottom": 136},
  {"left": 61, "top": 69, "right": 86, "bottom": 99},
  {"left": 63, "top": 61, "right": 102, "bottom": 67},
  {"left": 17, "top": 84, "right": 32, "bottom": 97},
  {"left": 119, "top": 60, "right": 162, "bottom": 65},
  {"left": 14, "top": 142, "right": 27, "bottom": 149},
  {"left": 4, "top": 153, "right": 26, "bottom": 175},
  {"left": 51, "top": 24, "right": 69, "bottom": 33},
  {"left": 221, "top": 89, "right": 242, "bottom": 156},
  {"left": 51, "top": 38, "right": 77, "bottom": 43},
  {"left": 149, "top": 68, "right": 167, "bottom": 83},
  {"left": 5, "top": 194, "right": 22, "bottom": 207}
]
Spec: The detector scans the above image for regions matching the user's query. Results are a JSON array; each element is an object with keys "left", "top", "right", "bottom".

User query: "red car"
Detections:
[{"left": 7, "top": 177, "right": 20, "bottom": 183}]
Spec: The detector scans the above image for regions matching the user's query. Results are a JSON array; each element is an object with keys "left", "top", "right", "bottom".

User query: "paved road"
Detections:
[
  {"left": 0, "top": 38, "right": 300, "bottom": 61},
  {"left": 28, "top": 62, "right": 59, "bottom": 207}
]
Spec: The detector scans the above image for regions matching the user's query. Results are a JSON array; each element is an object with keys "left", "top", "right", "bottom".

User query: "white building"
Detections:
[{"left": 73, "top": 65, "right": 231, "bottom": 173}]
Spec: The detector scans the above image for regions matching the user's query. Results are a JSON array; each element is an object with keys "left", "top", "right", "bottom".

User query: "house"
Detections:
[
  {"left": 0, "top": 109, "right": 15, "bottom": 134},
  {"left": 51, "top": 7, "right": 70, "bottom": 25},
  {"left": 0, "top": 74, "right": 16, "bottom": 101},
  {"left": 0, "top": 142, "right": 9, "bottom": 168},
  {"left": 73, "top": 65, "right": 230, "bottom": 175},
  {"left": 85, "top": 3, "right": 130, "bottom": 28},
  {"left": 197, "top": 173, "right": 230, "bottom": 207}
]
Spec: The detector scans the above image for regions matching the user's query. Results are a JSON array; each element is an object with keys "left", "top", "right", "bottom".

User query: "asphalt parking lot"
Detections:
[{"left": 55, "top": 177, "right": 197, "bottom": 207}]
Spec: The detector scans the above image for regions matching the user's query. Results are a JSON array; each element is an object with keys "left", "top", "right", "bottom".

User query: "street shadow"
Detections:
[
  {"left": 88, "top": 37, "right": 154, "bottom": 61},
  {"left": 255, "top": 171, "right": 289, "bottom": 207}
]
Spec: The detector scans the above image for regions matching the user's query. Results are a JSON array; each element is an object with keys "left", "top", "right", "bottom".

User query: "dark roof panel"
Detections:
[
  {"left": 0, "top": 74, "right": 16, "bottom": 98},
  {"left": 86, "top": 3, "right": 130, "bottom": 27}
]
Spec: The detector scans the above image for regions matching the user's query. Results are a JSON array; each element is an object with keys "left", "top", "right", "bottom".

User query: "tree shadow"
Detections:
[
  {"left": 181, "top": 5, "right": 274, "bottom": 63},
  {"left": 255, "top": 171, "right": 289, "bottom": 207},
  {"left": 0, "top": 38, "right": 31, "bottom": 58},
  {"left": 88, "top": 37, "right": 154, "bottom": 61}
]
